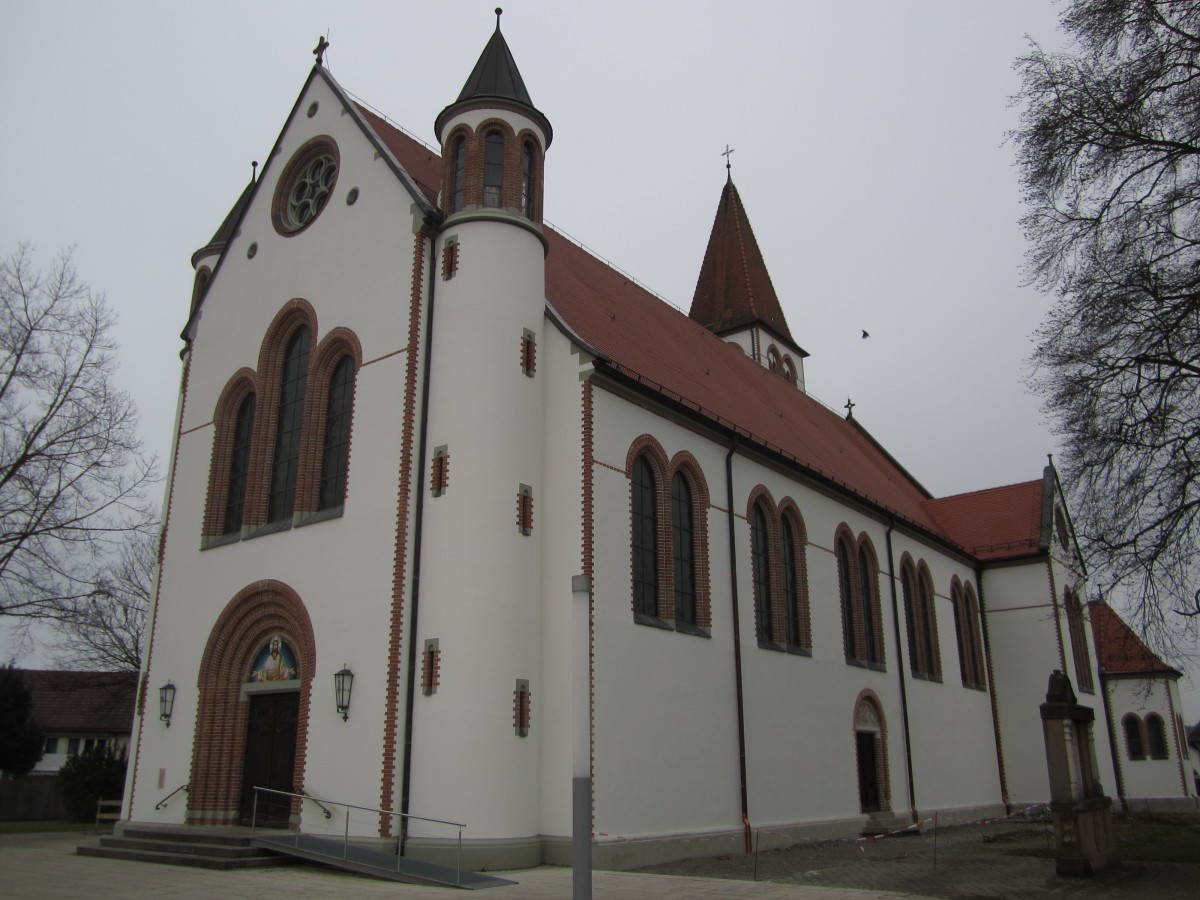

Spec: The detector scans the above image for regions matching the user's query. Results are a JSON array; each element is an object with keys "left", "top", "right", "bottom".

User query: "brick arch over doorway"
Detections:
[{"left": 188, "top": 580, "right": 315, "bottom": 825}]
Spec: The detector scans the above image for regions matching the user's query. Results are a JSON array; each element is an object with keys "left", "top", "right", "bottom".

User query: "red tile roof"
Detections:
[
  {"left": 689, "top": 178, "right": 794, "bottom": 342},
  {"left": 22, "top": 670, "right": 137, "bottom": 735},
  {"left": 335, "top": 95, "right": 1052, "bottom": 559},
  {"left": 922, "top": 479, "right": 1047, "bottom": 561},
  {"left": 1088, "top": 603, "right": 1180, "bottom": 677}
]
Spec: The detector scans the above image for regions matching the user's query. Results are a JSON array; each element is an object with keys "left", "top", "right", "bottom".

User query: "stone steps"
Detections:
[{"left": 77, "top": 825, "right": 299, "bottom": 870}]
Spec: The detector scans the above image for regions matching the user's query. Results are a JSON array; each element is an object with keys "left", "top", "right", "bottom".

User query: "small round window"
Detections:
[{"left": 273, "top": 137, "right": 339, "bottom": 235}]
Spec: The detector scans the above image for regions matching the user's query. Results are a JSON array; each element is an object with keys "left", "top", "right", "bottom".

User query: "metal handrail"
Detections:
[
  {"left": 154, "top": 783, "right": 189, "bottom": 811},
  {"left": 299, "top": 788, "right": 332, "bottom": 819},
  {"left": 249, "top": 786, "right": 466, "bottom": 885}
]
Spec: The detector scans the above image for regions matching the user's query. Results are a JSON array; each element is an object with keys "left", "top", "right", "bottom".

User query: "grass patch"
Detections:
[
  {"left": 0, "top": 820, "right": 98, "bottom": 835},
  {"left": 1116, "top": 820, "right": 1200, "bottom": 864}
]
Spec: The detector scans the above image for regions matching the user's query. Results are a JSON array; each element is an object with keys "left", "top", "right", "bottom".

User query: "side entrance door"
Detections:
[
  {"left": 856, "top": 730, "right": 880, "bottom": 813},
  {"left": 239, "top": 691, "right": 299, "bottom": 826}
]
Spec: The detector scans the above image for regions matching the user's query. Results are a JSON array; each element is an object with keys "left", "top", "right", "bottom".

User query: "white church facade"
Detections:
[{"left": 123, "top": 20, "right": 1194, "bottom": 870}]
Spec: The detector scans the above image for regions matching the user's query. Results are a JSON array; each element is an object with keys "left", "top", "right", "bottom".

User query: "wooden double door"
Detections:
[{"left": 239, "top": 691, "right": 299, "bottom": 826}]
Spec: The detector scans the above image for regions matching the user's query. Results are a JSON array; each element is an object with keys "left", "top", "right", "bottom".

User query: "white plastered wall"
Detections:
[{"left": 129, "top": 74, "right": 429, "bottom": 834}]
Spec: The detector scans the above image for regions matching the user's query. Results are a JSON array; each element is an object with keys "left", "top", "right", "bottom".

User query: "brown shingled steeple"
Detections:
[{"left": 689, "top": 177, "right": 793, "bottom": 342}]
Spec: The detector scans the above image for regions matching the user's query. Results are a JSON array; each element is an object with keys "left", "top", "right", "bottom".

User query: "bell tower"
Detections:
[
  {"left": 434, "top": 8, "right": 552, "bottom": 239},
  {"left": 408, "top": 10, "right": 553, "bottom": 865}
]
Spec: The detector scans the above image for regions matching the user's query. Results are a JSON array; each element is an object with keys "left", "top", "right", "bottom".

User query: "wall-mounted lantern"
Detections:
[
  {"left": 334, "top": 666, "right": 354, "bottom": 721},
  {"left": 159, "top": 681, "right": 176, "bottom": 727}
]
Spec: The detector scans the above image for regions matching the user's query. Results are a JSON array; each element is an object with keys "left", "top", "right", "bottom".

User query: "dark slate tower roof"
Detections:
[
  {"left": 435, "top": 12, "right": 552, "bottom": 146},
  {"left": 456, "top": 18, "right": 534, "bottom": 106},
  {"left": 689, "top": 177, "right": 794, "bottom": 342}
]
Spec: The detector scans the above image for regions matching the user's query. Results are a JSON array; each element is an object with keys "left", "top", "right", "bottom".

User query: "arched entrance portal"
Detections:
[
  {"left": 188, "top": 581, "right": 315, "bottom": 827},
  {"left": 854, "top": 694, "right": 890, "bottom": 814}
]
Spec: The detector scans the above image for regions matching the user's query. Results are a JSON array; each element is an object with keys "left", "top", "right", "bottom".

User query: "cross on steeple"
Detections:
[
  {"left": 844, "top": 397, "right": 856, "bottom": 418},
  {"left": 313, "top": 35, "right": 330, "bottom": 66},
  {"left": 721, "top": 144, "right": 735, "bottom": 175}
]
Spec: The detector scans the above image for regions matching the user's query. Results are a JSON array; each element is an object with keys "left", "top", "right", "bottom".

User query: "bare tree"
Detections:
[
  {"left": 1014, "top": 1, "right": 1200, "bottom": 654},
  {"left": 53, "top": 527, "right": 155, "bottom": 672},
  {"left": 0, "top": 245, "right": 157, "bottom": 622}
]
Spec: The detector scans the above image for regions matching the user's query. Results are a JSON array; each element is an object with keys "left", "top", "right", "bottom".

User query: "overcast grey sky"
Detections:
[{"left": 4, "top": 2, "right": 1196, "bottom": 721}]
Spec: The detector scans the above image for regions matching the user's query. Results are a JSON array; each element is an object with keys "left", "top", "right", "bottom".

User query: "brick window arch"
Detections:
[
  {"left": 301, "top": 328, "right": 363, "bottom": 515},
  {"left": 482, "top": 130, "right": 505, "bottom": 208},
  {"left": 836, "top": 528, "right": 884, "bottom": 668},
  {"left": 1146, "top": 713, "right": 1169, "bottom": 759},
  {"left": 189, "top": 580, "right": 315, "bottom": 825},
  {"left": 1124, "top": 714, "right": 1146, "bottom": 760},
  {"left": 900, "top": 556, "right": 941, "bottom": 679},
  {"left": 203, "top": 370, "right": 259, "bottom": 539},
  {"left": 751, "top": 501, "right": 773, "bottom": 643},
  {"left": 951, "top": 578, "right": 986, "bottom": 689},
  {"left": 778, "top": 503, "right": 811, "bottom": 650},
  {"left": 450, "top": 133, "right": 467, "bottom": 213},
  {"left": 626, "top": 437, "right": 711, "bottom": 633},
  {"left": 268, "top": 325, "right": 311, "bottom": 522}
]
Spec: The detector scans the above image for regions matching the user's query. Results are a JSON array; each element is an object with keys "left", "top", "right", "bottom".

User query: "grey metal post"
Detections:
[{"left": 572, "top": 574, "right": 592, "bottom": 900}]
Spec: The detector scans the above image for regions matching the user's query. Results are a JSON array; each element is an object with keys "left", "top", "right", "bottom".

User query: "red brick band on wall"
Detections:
[
  {"left": 379, "top": 230, "right": 427, "bottom": 835},
  {"left": 188, "top": 580, "right": 315, "bottom": 825}
]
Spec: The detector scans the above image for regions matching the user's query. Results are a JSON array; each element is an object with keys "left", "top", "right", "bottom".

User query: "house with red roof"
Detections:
[
  {"left": 1089, "top": 603, "right": 1197, "bottom": 811},
  {"left": 124, "top": 15, "right": 1132, "bottom": 872},
  {"left": 23, "top": 670, "right": 137, "bottom": 774}
]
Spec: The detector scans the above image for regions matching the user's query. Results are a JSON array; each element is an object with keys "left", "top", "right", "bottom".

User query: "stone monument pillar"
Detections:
[{"left": 1040, "top": 669, "right": 1118, "bottom": 876}]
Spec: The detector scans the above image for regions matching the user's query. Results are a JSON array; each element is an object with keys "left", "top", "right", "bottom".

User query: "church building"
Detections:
[{"left": 123, "top": 17, "right": 1195, "bottom": 871}]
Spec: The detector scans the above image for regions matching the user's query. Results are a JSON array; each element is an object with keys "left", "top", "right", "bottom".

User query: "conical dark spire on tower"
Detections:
[
  {"left": 456, "top": 11, "right": 535, "bottom": 107},
  {"left": 689, "top": 179, "right": 793, "bottom": 342}
]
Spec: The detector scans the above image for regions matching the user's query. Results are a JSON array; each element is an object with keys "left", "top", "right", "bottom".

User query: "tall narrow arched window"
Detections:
[
  {"left": 1124, "top": 714, "right": 1145, "bottom": 759},
  {"left": 268, "top": 326, "right": 310, "bottom": 522},
  {"left": 916, "top": 568, "right": 940, "bottom": 677},
  {"left": 450, "top": 136, "right": 466, "bottom": 213},
  {"left": 837, "top": 537, "right": 856, "bottom": 659},
  {"left": 521, "top": 140, "right": 535, "bottom": 219},
  {"left": 1146, "top": 714, "right": 1169, "bottom": 759},
  {"left": 224, "top": 394, "right": 256, "bottom": 534},
  {"left": 631, "top": 456, "right": 657, "bottom": 618},
  {"left": 483, "top": 132, "right": 504, "bottom": 208},
  {"left": 859, "top": 546, "right": 880, "bottom": 664},
  {"left": 672, "top": 472, "right": 695, "bottom": 626},
  {"left": 781, "top": 517, "right": 799, "bottom": 647},
  {"left": 751, "top": 505, "right": 772, "bottom": 642},
  {"left": 319, "top": 356, "right": 355, "bottom": 510}
]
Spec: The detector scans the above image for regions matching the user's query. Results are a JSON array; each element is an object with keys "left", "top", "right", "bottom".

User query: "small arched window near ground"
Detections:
[{"left": 854, "top": 696, "right": 889, "bottom": 813}]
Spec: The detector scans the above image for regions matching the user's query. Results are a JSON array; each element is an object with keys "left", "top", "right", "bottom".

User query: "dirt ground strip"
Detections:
[{"left": 635, "top": 817, "right": 1200, "bottom": 899}]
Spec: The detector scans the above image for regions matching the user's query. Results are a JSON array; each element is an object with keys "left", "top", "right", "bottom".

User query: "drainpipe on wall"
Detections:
[
  {"left": 975, "top": 563, "right": 1011, "bottom": 813},
  {"left": 883, "top": 521, "right": 918, "bottom": 824},
  {"left": 725, "top": 438, "right": 752, "bottom": 853},
  {"left": 399, "top": 225, "right": 439, "bottom": 852}
]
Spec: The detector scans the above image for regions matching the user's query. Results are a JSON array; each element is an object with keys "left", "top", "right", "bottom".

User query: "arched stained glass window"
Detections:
[
  {"left": 319, "top": 356, "right": 355, "bottom": 509},
  {"left": 672, "top": 472, "right": 695, "bottom": 626},
  {"left": 751, "top": 505, "right": 772, "bottom": 642},
  {"left": 268, "top": 326, "right": 310, "bottom": 522},
  {"left": 631, "top": 456, "right": 657, "bottom": 618},
  {"left": 483, "top": 132, "right": 504, "bottom": 208},
  {"left": 451, "top": 136, "right": 466, "bottom": 213},
  {"left": 224, "top": 394, "right": 256, "bottom": 534}
]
